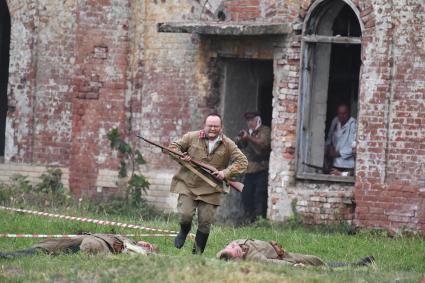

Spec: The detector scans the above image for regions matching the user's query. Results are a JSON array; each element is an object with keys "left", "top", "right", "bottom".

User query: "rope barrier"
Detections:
[
  {"left": 0, "top": 206, "right": 181, "bottom": 235},
  {"left": 0, "top": 233, "right": 177, "bottom": 238}
]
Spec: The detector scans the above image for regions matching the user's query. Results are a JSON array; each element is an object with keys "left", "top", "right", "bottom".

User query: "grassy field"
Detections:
[{"left": 0, "top": 208, "right": 424, "bottom": 283}]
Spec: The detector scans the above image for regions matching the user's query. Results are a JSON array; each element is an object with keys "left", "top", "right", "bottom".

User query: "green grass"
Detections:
[{"left": 0, "top": 208, "right": 424, "bottom": 283}]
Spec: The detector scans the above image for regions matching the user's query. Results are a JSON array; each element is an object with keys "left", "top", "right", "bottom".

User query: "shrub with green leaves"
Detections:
[
  {"left": 107, "top": 128, "right": 150, "bottom": 206},
  {"left": 0, "top": 174, "right": 32, "bottom": 205},
  {"left": 0, "top": 170, "right": 70, "bottom": 207}
]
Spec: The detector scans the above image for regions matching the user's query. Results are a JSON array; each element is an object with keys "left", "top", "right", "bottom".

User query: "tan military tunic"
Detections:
[
  {"left": 218, "top": 239, "right": 326, "bottom": 266},
  {"left": 237, "top": 125, "right": 271, "bottom": 174},
  {"left": 32, "top": 234, "right": 130, "bottom": 255},
  {"left": 170, "top": 131, "right": 248, "bottom": 205}
]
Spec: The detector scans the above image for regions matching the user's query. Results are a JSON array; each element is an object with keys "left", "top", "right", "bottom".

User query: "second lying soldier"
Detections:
[{"left": 216, "top": 239, "right": 375, "bottom": 268}]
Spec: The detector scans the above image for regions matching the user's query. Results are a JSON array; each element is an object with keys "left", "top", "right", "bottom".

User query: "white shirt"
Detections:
[
  {"left": 208, "top": 136, "right": 221, "bottom": 154},
  {"left": 326, "top": 117, "right": 357, "bottom": 169}
]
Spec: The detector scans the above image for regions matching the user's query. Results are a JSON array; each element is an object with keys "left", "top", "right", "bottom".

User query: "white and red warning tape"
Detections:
[
  {"left": 0, "top": 233, "right": 177, "bottom": 238},
  {"left": 0, "top": 206, "right": 182, "bottom": 235}
]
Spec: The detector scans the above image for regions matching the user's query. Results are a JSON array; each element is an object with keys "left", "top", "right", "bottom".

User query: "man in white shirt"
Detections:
[{"left": 325, "top": 104, "right": 357, "bottom": 176}]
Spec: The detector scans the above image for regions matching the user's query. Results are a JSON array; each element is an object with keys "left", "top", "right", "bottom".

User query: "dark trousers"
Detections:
[
  {"left": 177, "top": 194, "right": 218, "bottom": 234},
  {"left": 242, "top": 170, "right": 268, "bottom": 221}
]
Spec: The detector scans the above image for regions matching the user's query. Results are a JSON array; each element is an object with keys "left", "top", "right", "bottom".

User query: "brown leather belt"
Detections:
[{"left": 269, "top": 240, "right": 285, "bottom": 259}]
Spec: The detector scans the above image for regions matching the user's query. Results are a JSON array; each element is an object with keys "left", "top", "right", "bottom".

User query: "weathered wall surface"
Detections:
[
  {"left": 0, "top": 163, "right": 69, "bottom": 188},
  {"left": 219, "top": 0, "right": 424, "bottom": 233},
  {"left": 1, "top": 0, "right": 424, "bottom": 232},
  {"left": 5, "top": 1, "right": 39, "bottom": 162},
  {"left": 354, "top": 0, "right": 425, "bottom": 232},
  {"left": 140, "top": 0, "right": 209, "bottom": 163},
  {"left": 5, "top": 1, "right": 76, "bottom": 165},
  {"left": 69, "top": 1, "right": 131, "bottom": 197}
]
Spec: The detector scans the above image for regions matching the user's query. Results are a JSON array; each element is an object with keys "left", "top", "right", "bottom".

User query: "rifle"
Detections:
[
  {"left": 302, "top": 162, "right": 330, "bottom": 174},
  {"left": 137, "top": 135, "right": 244, "bottom": 193}
]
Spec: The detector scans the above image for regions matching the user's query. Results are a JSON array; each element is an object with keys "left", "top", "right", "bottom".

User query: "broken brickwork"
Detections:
[{"left": 1, "top": 0, "right": 424, "bottom": 232}]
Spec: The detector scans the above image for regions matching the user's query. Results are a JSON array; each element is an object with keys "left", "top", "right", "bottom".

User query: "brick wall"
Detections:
[
  {"left": 2, "top": 0, "right": 424, "bottom": 233},
  {"left": 5, "top": 1, "right": 38, "bottom": 162},
  {"left": 219, "top": 0, "right": 425, "bottom": 233},
  {"left": 0, "top": 163, "right": 69, "bottom": 188},
  {"left": 69, "top": 0, "right": 131, "bottom": 197},
  {"left": 139, "top": 0, "right": 211, "bottom": 168},
  {"left": 285, "top": 182, "right": 355, "bottom": 224},
  {"left": 354, "top": 0, "right": 425, "bottom": 233}
]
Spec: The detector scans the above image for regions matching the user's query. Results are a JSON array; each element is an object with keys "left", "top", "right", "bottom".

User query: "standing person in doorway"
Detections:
[
  {"left": 236, "top": 112, "right": 271, "bottom": 222},
  {"left": 170, "top": 113, "right": 248, "bottom": 254}
]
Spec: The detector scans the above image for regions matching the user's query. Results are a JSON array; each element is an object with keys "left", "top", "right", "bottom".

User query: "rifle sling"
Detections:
[{"left": 172, "top": 156, "right": 224, "bottom": 193}]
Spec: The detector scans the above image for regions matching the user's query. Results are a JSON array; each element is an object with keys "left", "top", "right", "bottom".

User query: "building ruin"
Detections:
[{"left": 0, "top": 0, "right": 424, "bottom": 233}]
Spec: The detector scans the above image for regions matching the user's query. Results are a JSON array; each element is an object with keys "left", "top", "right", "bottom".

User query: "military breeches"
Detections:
[{"left": 177, "top": 194, "right": 218, "bottom": 234}]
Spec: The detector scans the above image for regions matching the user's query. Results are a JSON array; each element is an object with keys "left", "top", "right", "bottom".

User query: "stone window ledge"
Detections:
[
  {"left": 296, "top": 172, "right": 355, "bottom": 183},
  {"left": 157, "top": 22, "right": 292, "bottom": 36}
]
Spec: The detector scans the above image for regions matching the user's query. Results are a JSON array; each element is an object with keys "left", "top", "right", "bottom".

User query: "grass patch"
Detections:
[{"left": 1, "top": 208, "right": 424, "bottom": 283}]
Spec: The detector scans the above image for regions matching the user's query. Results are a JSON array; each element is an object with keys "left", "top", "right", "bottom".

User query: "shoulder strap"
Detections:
[{"left": 91, "top": 234, "right": 118, "bottom": 253}]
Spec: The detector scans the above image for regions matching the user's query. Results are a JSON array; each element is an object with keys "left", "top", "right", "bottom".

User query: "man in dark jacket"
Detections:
[{"left": 236, "top": 112, "right": 271, "bottom": 221}]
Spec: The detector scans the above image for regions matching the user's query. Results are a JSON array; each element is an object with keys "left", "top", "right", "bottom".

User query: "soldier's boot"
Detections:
[
  {"left": 192, "top": 230, "right": 209, "bottom": 255},
  {"left": 174, "top": 223, "right": 191, "bottom": 249},
  {"left": 353, "top": 256, "right": 375, "bottom": 266},
  {"left": 327, "top": 256, "right": 375, "bottom": 268},
  {"left": 0, "top": 248, "right": 38, "bottom": 259}
]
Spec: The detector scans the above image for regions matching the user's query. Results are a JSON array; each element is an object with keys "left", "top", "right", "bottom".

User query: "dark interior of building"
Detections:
[
  {"left": 325, "top": 4, "right": 361, "bottom": 137},
  {"left": 222, "top": 58, "right": 273, "bottom": 138},
  {"left": 0, "top": 0, "right": 11, "bottom": 158}
]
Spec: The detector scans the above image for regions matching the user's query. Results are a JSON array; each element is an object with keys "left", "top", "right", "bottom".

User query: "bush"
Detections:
[
  {"left": 0, "top": 174, "right": 33, "bottom": 205},
  {"left": 0, "top": 169, "right": 71, "bottom": 208},
  {"left": 107, "top": 128, "right": 150, "bottom": 206},
  {"left": 0, "top": 168, "right": 168, "bottom": 220}
]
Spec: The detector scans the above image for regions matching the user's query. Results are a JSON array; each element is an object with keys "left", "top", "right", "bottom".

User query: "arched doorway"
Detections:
[
  {"left": 297, "top": 0, "right": 362, "bottom": 179},
  {"left": 0, "top": 0, "right": 11, "bottom": 159}
]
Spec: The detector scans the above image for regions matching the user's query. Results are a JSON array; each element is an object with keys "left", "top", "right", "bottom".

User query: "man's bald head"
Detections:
[{"left": 337, "top": 104, "right": 350, "bottom": 125}]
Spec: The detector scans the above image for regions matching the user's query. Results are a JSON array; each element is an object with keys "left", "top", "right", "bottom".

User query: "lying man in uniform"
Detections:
[
  {"left": 0, "top": 233, "right": 157, "bottom": 259},
  {"left": 216, "top": 239, "right": 375, "bottom": 268}
]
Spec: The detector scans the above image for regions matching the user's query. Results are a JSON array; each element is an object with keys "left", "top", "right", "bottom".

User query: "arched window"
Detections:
[{"left": 296, "top": 0, "right": 362, "bottom": 181}]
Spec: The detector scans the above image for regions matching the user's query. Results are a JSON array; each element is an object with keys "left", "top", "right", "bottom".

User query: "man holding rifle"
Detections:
[{"left": 169, "top": 113, "right": 248, "bottom": 254}]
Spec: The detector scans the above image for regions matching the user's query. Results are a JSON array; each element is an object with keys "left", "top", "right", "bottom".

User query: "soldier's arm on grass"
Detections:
[
  {"left": 247, "top": 252, "right": 293, "bottom": 265},
  {"left": 262, "top": 259, "right": 294, "bottom": 265}
]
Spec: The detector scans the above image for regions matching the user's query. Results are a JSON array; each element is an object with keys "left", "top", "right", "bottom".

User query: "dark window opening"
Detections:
[
  {"left": 325, "top": 44, "right": 361, "bottom": 137},
  {"left": 332, "top": 4, "right": 361, "bottom": 37},
  {"left": 258, "top": 78, "right": 273, "bottom": 127},
  {"left": 0, "top": 0, "right": 11, "bottom": 158}
]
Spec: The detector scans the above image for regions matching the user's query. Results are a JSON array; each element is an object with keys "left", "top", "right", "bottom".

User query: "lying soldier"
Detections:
[
  {"left": 216, "top": 239, "right": 375, "bottom": 268},
  {"left": 0, "top": 233, "right": 157, "bottom": 259}
]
